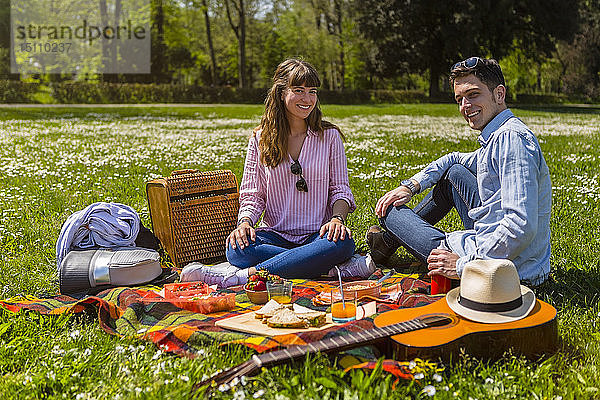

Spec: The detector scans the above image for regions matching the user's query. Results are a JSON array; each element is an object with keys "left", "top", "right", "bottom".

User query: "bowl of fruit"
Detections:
[{"left": 244, "top": 270, "right": 283, "bottom": 304}]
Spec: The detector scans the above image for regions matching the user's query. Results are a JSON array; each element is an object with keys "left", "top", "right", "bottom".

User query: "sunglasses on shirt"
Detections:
[{"left": 290, "top": 160, "right": 308, "bottom": 192}]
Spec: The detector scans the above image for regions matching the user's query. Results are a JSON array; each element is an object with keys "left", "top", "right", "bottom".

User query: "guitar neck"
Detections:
[
  {"left": 252, "top": 318, "right": 428, "bottom": 368},
  {"left": 195, "top": 313, "right": 450, "bottom": 391}
]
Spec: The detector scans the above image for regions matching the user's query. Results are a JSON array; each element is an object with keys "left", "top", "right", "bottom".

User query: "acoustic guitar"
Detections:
[
  {"left": 374, "top": 297, "right": 557, "bottom": 362},
  {"left": 195, "top": 298, "right": 557, "bottom": 392}
]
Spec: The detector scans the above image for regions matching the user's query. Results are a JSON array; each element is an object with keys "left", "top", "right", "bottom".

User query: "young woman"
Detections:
[{"left": 187, "top": 59, "right": 373, "bottom": 288}]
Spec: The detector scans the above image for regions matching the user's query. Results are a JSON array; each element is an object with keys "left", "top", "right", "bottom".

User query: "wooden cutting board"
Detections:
[{"left": 216, "top": 311, "right": 336, "bottom": 336}]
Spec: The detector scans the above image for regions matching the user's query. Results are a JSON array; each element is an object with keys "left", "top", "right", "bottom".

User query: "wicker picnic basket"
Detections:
[{"left": 146, "top": 169, "right": 240, "bottom": 269}]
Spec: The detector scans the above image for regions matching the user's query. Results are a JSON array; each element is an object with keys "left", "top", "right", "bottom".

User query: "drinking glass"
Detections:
[
  {"left": 431, "top": 275, "right": 451, "bottom": 295},
  {"left": 330, "top": 288, "right": 357, "bottom": 323},
  {"left": 267, "top": 280, "right": 293, "bottom": 304}
]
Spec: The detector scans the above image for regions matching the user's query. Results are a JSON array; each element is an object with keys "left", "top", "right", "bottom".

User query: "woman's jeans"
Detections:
[
  {"left": 381, "top": 164, "right": 481, "bottom": 263},
  {"left": 226, "top": 230, "right": 355, "bottom": 278}
]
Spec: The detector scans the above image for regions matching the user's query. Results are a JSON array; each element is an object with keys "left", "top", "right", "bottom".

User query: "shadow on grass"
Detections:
[
  {"left": 386, "top": 255, "right": 427, "bottom": 275},
  {"left": 534, "top": 261, "right": 600, "bottom": 309},
  {"left": 379, "top": 251, "right": 600, "bottom": 313}
]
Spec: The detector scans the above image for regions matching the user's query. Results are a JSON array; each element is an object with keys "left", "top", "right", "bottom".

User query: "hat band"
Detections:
[{"left": 458, "top": 294, "right": 523, "bottom": 312}]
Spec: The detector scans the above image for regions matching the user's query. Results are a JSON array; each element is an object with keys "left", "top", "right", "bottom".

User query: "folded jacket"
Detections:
[{"left": 56, "top": 202, "right": 140, "bottom": 270}]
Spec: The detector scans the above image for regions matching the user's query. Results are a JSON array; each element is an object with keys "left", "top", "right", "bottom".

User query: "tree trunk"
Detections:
[
  {"left": 309, "top": 0, "right": 322, "bottom": 30},
  {"left": 111, "top": 0, "right": 122, "bottom": 81},
  {"left": 224, "top": 0, "right": 247, "bottom": 88},
  {"left": 151, "top": 0, "right": 167, "bottom": 83},
  {"left": 238, "top": 0, "right": 246, "bottom": 88},
  {"left": 331, "top": 61, "right": 337, "bottom": 88},
  {"left": 334, "top": 0, "right": 344, "bottom": 90},
  {"left": 201, "top": 0, "right": 217, "bottom": 86},
  {"left": 99, "top": 0, "right": 109, "bottom": 82},
  {"left": 429, "top": 61, "right": 440, "bottom": 99}
]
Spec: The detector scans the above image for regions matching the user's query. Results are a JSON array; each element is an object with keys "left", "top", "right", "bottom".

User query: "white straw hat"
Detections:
[{"left": 446, "top": 259, "right": 536, "bottom": 324}]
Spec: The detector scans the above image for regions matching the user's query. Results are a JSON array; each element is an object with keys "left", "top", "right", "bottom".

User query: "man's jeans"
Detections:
[
  {"left": 381, "top": 164, "right": 481, "bottom": 262},
  {"left": 226, "top": 230, "right": 355, "bottom": 278}
]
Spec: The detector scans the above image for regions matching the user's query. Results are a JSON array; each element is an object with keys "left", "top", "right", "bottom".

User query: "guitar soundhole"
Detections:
[{"left": 421, "top": 313, "right": 458, "bottom": 330}]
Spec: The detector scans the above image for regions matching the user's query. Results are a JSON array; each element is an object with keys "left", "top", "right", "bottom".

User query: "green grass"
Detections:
[{"left": 0, "top": 104, "right": 599, "bottom": 399}]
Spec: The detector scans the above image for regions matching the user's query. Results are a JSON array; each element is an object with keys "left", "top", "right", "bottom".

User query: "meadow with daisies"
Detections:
[{"left": 0, "top": 104, "right": 599, "bottom": 399}]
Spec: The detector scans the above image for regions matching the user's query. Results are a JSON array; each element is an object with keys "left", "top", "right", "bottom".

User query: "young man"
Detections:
[{"left": 368, "top": 57, "right": 552, "bottom": 286}]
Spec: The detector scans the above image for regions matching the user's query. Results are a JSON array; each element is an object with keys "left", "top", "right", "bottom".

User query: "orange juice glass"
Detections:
[
  {"left": 330, "top": 289, "right": 357, "bottom": 323},
  {"left": 267, "top": 281, "right": 293, "bottom": 304}
]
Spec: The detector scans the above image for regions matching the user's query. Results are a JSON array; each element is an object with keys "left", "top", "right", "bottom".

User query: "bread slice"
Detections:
[
  {"left": 266, "top": 308, "right": 309, "bottom": 329},
  {"left": 255, "top": 300, "right": 283, "bottom": 319},
  {"left": 296, "top": 311, "right": 326, "bottom": 327},
  {"left": 255, "top": 300, "right": 293, "bottom": 319}
]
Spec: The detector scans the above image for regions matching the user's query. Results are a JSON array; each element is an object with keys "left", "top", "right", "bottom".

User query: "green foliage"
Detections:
[
  {"left": 0, "top": 0, "right": 599, "bottom": 98},
  {"left": 0, "top": 80, "right": 39, "bottom": 103},
  {"left": 50, "top": 82, "right": 267, "bottom": 103},
  {"left": 46, "top": 81, "right": 429, "bottom": 104},
  {"left": 558, "top": 0, "right": 600, "bottom": 99},
  {"left": 0, "top": 47, "right": 9, "bottom": 78},
  {"left": 1, "top": 1, "right": 599, "bottom": 98},
  {"left": 501, "top": 43, "right": 540, "bottom": 96},
  {"left": 352, "top": 0, "right": 580, "bottom": 97},
  {"left": 514, "top": 93, "right": 568, "bottom": 104},
  {"left": 499, "top": 40, "right": 575, "bottom": 100},
  {"left": 320, "top": 89, "right": 427, "bottom": 104}
]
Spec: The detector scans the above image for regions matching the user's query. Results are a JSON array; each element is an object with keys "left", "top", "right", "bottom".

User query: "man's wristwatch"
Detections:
[
  {"left": 401, "top": 179, "right": 418, "bottom": 196},
  {"left": 237, "top": 217, "right": 252, "bottom": 227},
  {"left": 330, "top": 214, "right": 345, "bottom": 224}
]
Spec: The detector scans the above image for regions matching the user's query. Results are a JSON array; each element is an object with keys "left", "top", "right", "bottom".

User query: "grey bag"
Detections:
[{"left": 59, "top": 247, "right": 162, "bottom": 295}]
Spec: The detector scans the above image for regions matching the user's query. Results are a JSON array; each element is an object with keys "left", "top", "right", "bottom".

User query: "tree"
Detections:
[
  {"left": 353, "top": 0, "right": 580, "bottom": 98},
  {"left": 309, "top": 0, "right": 346, "bottom": 89},
  {"left": 224, "top": 0, "right": 248, "bottom": 88},
  {"left": 98, "top": 0, "right": 123, "bottom": 82},
  {"left": 151, "top": 0, "right": 169, "bottom": 82},
  {"left": 559, "top": 0, "right": 600, "bottom": 98},
  {"left": 0, "top": 0, "right": 12, "bottom": 78},
  {"left": 201, "top": 0, "right": 218, "bottom": 86}
]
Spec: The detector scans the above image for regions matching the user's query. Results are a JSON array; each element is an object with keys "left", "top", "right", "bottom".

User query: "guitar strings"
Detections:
[{"left": 198, "top": 317, "right": 434, "bottom": 391}]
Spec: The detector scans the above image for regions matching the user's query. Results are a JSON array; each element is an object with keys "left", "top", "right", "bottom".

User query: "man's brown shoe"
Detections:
[{"left": 365, "top": 225, "right": 397, "bottom": 265}]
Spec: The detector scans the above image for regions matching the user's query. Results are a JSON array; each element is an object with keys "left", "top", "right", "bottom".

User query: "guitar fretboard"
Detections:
[{"left": 252, "top": 318, "right": 428, "bottom": 368}]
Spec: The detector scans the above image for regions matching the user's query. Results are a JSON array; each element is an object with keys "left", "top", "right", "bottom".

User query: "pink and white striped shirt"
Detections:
[{"left": 238, "top": 126, "right": 356, "bottom": 243}]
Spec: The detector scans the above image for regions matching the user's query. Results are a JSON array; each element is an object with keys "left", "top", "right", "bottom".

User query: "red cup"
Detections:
[{"left": 431, "top": 275, "right": 451, "bottom": 295}]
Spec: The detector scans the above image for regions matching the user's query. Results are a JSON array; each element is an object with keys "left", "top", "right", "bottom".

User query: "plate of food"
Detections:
[
  {"left": 342, "top": 280, "right": 382, "bottom": 300},
  {"left": 216, "top": 300, "right": 333, "bottom": 335}
]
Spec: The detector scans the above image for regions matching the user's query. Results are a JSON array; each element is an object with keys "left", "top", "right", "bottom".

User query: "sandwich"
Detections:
[
  {"left": 266, "top": 308, "right": 309, "bottom": 329},
  {"left": 295, "top": 311, "right": 326, "bottom": 327},
  {"left": 264, "top": 308, "right": 327, "bottom": 329},
  {"left": 255, "top": 299, "right": 293, "bottom": 319}
]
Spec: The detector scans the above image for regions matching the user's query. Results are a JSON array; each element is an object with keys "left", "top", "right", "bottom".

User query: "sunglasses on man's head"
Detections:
[
  {"left": 451, "top": 56, "right": 484, "bottom": 72},
  {"left": 451, "top": 56, "right": 504, "bottom": 86},
  {"left": 290, "top": 160, "right": 308, "bottom": 192}
]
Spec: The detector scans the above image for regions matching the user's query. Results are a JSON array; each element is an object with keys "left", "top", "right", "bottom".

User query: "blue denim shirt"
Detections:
[{"left": 412, "top": 109, "right": 552, "bottom": 285}]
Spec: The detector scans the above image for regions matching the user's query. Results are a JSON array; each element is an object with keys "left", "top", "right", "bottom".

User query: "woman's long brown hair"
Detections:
[{"left": 257, "top": 59, "right": 340, "bottom": 167}]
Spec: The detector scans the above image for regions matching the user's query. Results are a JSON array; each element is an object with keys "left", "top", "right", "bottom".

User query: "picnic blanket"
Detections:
[{"left": 0, "top": 273, "right": 441, "bottom": 381}]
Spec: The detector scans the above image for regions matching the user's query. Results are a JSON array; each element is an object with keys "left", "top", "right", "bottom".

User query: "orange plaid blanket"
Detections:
[{"left": 0, "top": 273, "right": 441, "bottom": 380}]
